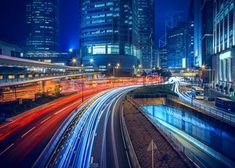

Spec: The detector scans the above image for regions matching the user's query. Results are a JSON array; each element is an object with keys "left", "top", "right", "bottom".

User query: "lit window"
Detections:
[
  {"left": 106, "top": 30, "right": 113, "bottom": 33},
  {"left": 95, "top": 4, "right": 105, "bottom": 8},
  {"left": 88, "top": 46, "right": 92, "bottom": 54},
  {"left": 125, "top": 46, "right": 131, "bottom": 55},
  {"left": 107, "top": 45, "right": 119, "bottom": 54},
  {"left": 93, "top": 45, "right": 106, "bottom": 54},
  {"left": 106, "top": 2, "right": 113, "bottom": 6},
  {"left": 92, "top": 20, "right": 105, "bottom": 24},
  {"left": 106, "top": 13, "right": 113, "bottom": 17}
]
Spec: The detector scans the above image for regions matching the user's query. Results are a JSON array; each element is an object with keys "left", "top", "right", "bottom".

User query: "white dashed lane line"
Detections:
[
  {"left": 0, "top": 143, "right": 14, "bottom": 156},
  {"left": 21, "top": 126, "right": 36, "bottom": 138},
  {"left": 40, "top": 116, "right": 51, "bottom": 124}
]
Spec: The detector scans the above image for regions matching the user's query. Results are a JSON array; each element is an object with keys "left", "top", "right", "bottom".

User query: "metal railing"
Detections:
[
  {"left": 126, "top": 96, "right": 205, "bottom": 168},
  {"left": 177, "top": 95, "right": 235, "bottom": 126}
]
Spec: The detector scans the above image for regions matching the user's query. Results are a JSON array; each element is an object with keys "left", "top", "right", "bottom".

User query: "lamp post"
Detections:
[
  {"left": 108, "top": 63, "right": 111, "bottom": 76},
  {"left": 200, "top": 64, "right": 206, "bottom": 86},
  {"left": 89, "top": 58, "right": 94, "bottom": 71},
  {"left": 113, "top": 63, "right": 120, "bottom": 76}
]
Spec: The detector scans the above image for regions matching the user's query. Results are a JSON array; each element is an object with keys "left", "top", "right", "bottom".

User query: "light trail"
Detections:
[{"left": 36, "top": 86, "right": 140, "bottom": 168}]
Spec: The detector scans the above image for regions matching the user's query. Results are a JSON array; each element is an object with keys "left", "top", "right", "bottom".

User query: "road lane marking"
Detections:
[
  {"left": 54, "top": 99, "right": 82, "bottom": 115},
  {"left": 0, "top": 143, "right": 14, "bottom": 156},
  {"left": 21, "top": 126, "right": 36, "bottom": 138},
  {"left": 40, "top": 116, "right": 51, "bottom": 124},
  {"left": 54, "top": 111, "right": 61, "bottom": 115},
  {"left": 0, "top": 124, "right": 8, "bottom": 129},
  {"left": 126, "top": 151, "right": 132, "bottom": 168}
]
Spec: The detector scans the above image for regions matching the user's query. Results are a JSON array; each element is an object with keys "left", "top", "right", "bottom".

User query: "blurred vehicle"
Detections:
[
  {"left": 215, "top": 97, "right": 235, "bottom": 112},
  {"left": 191, "top": 86, "right": 204, "bottom": 100}
]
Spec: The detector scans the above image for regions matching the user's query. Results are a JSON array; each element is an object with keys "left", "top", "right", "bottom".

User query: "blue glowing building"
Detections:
[
  {"left": 26, "top": 0, "right": 60, "bottom": 62},
  {"left": 166, "top": 22, "right": 187, "bottom": 69},
  {"left": 80, "top": 0, "right": 141, "bottom": 72},
  {"left": 132, "top": 0, "right": 155, "bottom": 69}
]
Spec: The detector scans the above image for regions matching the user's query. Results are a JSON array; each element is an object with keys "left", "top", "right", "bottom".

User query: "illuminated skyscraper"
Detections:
[
  {"left": 166, "top": 22, "right": 187, "bottom": 68},
  {"left": 26, "top": 0, "right": 59, "bottom": 60},
  {"left": 213, "top": 0, "right": 235, "bottom": 91},
  {"left": 201, "top": 0, "right": 213, "bottom": 67},
  {"left": 80, "top": 0, "right": 137, "bottom": 71},
  {"left": 188, "top": 0, "right": 202, "bottom": 67},
  {"left": 133, "top": 0, "right": 154, "bottom": 69}
]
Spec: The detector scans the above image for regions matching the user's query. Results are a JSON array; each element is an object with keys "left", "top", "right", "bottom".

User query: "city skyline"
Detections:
[
  {"left": 1, "top": 0, "right": 235, "bottom": 168},
  {"left": 0, "top": 0, "right": 190, "bottom": 51}
]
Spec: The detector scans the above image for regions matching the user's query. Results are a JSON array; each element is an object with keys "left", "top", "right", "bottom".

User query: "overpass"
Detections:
[
  {"left": 0, "top": 55, "right": 80, "bottom": 71},
  {"left": 0, "top": 55, "right": 100, "bottom": 87}
]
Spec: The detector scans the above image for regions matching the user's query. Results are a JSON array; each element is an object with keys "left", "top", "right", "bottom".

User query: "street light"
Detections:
[
  {"left": 113, "top": 63, "right": 120, "bottom": 76},
  {"left": 200, "top": 64, "right": 207, "bottom": 85},
  {"left": 201, "top": 64, "right": 206, "bottom": 71},
  {"left": 90, "top": 58, "right": 94, "bottom": 64},
  {"left": 72, "top": 58, "right": 77, "bottom": 66}
]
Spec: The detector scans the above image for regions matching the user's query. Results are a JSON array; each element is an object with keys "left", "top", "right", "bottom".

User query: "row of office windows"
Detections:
[
  {"left": 94, "top": 2, "right": 113, "bottom": 8},
  {"left": 85, "top": 44, "right": 120, "bottom": 55},
  {"left": 85, "top": 13, "right": 119, "bottom": 20},
  {"left": 83, "top": 29, "right": 119, "bottom": 36},
  {"left": 83, "top": 44, "right": 141, "bottom": 57}
]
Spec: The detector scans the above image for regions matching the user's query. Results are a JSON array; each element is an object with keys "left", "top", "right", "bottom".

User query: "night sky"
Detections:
[{"left": 0, "top": 0, "right": 190, "bottom": 51}]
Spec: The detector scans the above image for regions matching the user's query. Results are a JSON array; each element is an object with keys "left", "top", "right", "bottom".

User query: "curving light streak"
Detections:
[{"left": 48, "top": 86, "right": 140, "bottom": 168}]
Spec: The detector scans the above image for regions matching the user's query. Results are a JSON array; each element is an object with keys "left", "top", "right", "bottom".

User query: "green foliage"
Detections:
[
  {"left": 152, "top": 68, "right": 172, "bottom": 78},
  {"left": 128, "top": 84, "right": 178, "bottom": 98}
]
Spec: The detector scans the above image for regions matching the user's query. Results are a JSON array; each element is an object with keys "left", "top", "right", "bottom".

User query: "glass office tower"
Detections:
[
  {"left": 133, "top": 0, "right": 154, "bottom": 69},
  {"left": 26, "top": 0, "right": 59, "bottom": 58},
  {"left": 167, "top": 22, "right": 187, "bottom": 68},
  {"left": 80, "top": 0, "right": 137, "bottom": 70}
]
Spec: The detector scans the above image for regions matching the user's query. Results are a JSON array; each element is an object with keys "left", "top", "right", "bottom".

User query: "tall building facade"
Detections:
[
  {"left": 159, "top": 47, "right": 168, "bottom": 68},
  {"left": 80, "top": 0, "right": 137, "bottom": 70},
  {"left": 26, "top": 0, "right": 59, "bottom": 59},
  {"left": 201, "top": 0, "right": 213, "bottom": 68},
  {"left": 166, "top": 22, "right": 187, "bottom": 68},
  {"left": 213, "top": 0, "right": 235, "bottom": 90},
  {"left": 133, "top": 0, "right": 154, "bottom": 69},
  {"left": 193, "top": 0, "right": 203, "bottom": 67},
  {"left": 187, "top": 2, "right": 195, "bottom": 68},
  {"left": 188, "top": 0, "right": 203, "bottom": 67}
]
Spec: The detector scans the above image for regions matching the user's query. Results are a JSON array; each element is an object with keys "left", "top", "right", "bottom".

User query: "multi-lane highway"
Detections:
[
  {"left": 36, "top": 86, "right": 139, "bottom": 168},
  {"left": 0, "top": 85, "right": 110, "bottom": 167},
  {"left": 0, "top": 77, "right": 160, "bottom": 167}
]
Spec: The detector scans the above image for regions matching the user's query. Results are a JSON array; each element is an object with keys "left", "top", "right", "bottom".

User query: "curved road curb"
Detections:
[{"left": 120, "top": 103, "right": 141, "bottom": 168}]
